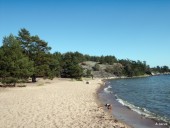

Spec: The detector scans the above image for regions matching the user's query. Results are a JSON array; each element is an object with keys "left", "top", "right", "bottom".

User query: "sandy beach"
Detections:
[{"left": 0, "top": 78, "right": 130, "bottom": 128}]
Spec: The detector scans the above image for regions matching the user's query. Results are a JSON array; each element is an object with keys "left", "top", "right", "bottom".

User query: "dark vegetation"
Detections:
[{"left": 0, "top": 29, "right": 169, "bottom": 86}]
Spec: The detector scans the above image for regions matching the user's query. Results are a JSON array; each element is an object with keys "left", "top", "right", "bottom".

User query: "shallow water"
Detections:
[{"left": 99, "top": 75, "right": 170, "bottom": 128}]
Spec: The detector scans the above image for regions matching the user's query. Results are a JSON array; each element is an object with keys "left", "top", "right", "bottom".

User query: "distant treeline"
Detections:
[{"left": 0, "top": 29, "right": 169, "bottom": 86}]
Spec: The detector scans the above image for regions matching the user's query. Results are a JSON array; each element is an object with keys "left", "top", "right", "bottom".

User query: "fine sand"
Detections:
[{"left": 0, "top": 78, "right": 130, "bottom": 128}]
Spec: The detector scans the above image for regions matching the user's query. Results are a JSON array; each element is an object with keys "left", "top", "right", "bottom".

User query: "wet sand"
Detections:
[{"left": 98, "top": 81, "right": 169, "bottom": 128}]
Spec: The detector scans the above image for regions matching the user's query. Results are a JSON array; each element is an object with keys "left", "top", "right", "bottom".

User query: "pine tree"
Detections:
[
  {"left": 17, "top": 28, "right": 57, "bottom": 82},
  {"left": 0, "top": 35, "right": 34, "bottom": 86},
  {"left": 61, "top": 52, "right": 83, "bottom": 79}
]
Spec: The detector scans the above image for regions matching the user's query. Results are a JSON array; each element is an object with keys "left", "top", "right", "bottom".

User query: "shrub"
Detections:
[
  {"left": 86, "top": 69, "right": 92, "bottom": 77},
  {"left": 1, "top": 77, "right": 18, "bottom": 87},
  {"left": 93, "top": 64, "right": 100, "bottom": 71}
]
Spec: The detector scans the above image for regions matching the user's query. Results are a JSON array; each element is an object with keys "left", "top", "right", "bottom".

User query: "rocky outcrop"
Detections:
[{"left": 80, "top": 61, "right": 120, "bottom": 78}]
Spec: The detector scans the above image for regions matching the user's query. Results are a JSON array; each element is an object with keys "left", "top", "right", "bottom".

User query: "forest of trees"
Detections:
[{"left": 0, "top": 29, "right": 169, "bottom": 86}]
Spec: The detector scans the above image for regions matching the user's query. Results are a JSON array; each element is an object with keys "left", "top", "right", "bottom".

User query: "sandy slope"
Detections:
[{"left": 0, "top": 78, "right": 130, "bottom": 128}]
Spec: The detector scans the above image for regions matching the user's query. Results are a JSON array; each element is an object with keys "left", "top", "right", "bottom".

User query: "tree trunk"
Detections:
[{"left": 32, "top": 74, "right": 36, "bottom": 82}]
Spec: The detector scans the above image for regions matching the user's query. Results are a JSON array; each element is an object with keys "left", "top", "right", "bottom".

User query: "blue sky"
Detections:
[{"left": 0, "top": 0, "right": 170, "bottom": 67}]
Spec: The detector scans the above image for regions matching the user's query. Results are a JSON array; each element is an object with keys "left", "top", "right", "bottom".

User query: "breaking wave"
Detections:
[
  {"left": 103, "top": 85, "right": 112, "bottom": 94},
  {"left": 115, "top": 94, "right": 170, "bottom": 124}
]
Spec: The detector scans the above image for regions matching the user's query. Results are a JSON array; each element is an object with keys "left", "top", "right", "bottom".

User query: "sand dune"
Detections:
[{"left": 0, "top": 78, "right": 130, "bottom": 128}]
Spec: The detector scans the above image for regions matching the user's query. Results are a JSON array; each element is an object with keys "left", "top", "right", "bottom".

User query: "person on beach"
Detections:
[{"left": 105, "top": 104, "right": 112, "bottom": 110}]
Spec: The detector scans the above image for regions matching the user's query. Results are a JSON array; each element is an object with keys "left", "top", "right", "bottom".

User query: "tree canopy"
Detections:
[
  {"left": 17, "top": 28, "right": 57, "bottom": 81},
  {"left": 0, "top": 28, "right": 169, "bottom": 85},
  {"left": 0, "top": 35, "right": 34, "bottom": 86}
]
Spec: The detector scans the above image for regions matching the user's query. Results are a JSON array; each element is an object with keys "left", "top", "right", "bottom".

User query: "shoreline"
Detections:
[
  {"left": 98, "top": 77, "right": 169, "bottom": 128},
  {"left": 95, "top": 79, "right": 133, "bottom": 128},
  {"left": 95, "top": 79, "right": 132, "bottom": 127},
  {"left": 0, "top": 78, "right": 130, "bottom": 128}
]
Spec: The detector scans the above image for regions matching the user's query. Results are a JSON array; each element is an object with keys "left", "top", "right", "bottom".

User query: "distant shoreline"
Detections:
[{"left": 101, "top": 72, "right": 170, "bottom": 81}]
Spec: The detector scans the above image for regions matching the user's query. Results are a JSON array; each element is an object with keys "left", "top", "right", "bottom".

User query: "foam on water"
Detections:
[
  {"left": 114, "top": 94, "right": 170, "bottom": 124},
  {"left": 103, "top": 85, "right": 112, "bottom": 93}
]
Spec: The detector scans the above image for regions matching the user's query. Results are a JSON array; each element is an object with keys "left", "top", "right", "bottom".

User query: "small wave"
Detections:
[
  {"left": 108, "top": 85, "right": 112, "bottom": 89},
  {"left": 115, "top": 95, "right": 170, "bottom": 124},
  {"left": 104, "top": 85, "right": 112, "bottom": 94}
]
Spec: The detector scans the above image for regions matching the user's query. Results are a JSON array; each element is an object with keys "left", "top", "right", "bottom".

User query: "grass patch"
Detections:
[
  {"left": 16, "top": 84, "right": 26, "bottom": 87},
  {"left": 37, "top": 83, "right": 45, "bottom": 86}
]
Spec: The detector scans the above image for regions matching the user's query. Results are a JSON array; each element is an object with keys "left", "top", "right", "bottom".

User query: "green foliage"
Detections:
[
  {"left": 0, "top": 35, "right": 34, "bottom": 85},
  {"left": 151, "top": 66, "right": 170, "bottom": 73},
  {"left": 1, "top": 77, "right": 18, "bottom": 86},
  {"left": 119, "top": 59, "right": 149, "bottom": 77},
  {"left": 84, "top": 54, "right": 91, "bottom": 61},
  {"left": 93, "top": 63, "right": 100, "bottom": 71},
  {"left": 105, "top": 63, "right": 123, "bottom": 76},
  {"left": 86, "top": 69, "right": 92, "bottom": 77},
  {"left": 0, "top": 28, "right": 169, "bottom": 84},
  {"left": 69, "top": 64, "right": 83, "bottom": 79},
  {"left": 52, "top": 52, "right": 63, "bottom": 77},
  {"left": 161, "top": 66, "right": 170, "bottom": 72},
  {"left": 18, "top": 28, "right": 51, "bottom": 56},
  {"left": 61, "top": 52, "right": 83, "bottom": 79},
  {"left": 90, "top": 56, "right": 100, "bottom": 62},
  {"left": 84, "top": 55, "right": 117, "bottom": 64},
  {"left": 17, "top": 28, "right": 58, "bottom": 80},
  {"left": 62, "top": 63, "right": 83, "bottom": 79},
  {"left": 99, "top": 55, "right": 117, "bottom": 64}
]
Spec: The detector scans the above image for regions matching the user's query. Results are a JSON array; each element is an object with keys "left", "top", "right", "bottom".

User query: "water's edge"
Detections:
[{"left": 98, "top": 79, "right": 169, "bottom": 128}]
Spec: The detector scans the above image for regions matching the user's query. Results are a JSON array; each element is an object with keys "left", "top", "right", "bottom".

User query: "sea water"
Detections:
[{"left": 104, "top": 75, "right": 170, "bottom": 125}]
